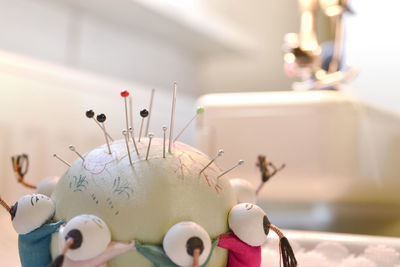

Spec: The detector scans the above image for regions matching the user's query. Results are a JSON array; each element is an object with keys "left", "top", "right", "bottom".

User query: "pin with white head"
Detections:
[
  {"left": 128, "top": 127, "right": 140, "bottom": 157},
  {"left": 200, "top": 149, "right": 224, "bottom": 174},
  {"left": 120, "top": 90, "right": 130, "bottom": 134},
  {"left": 122, "top": 129, "right": 133, "bottom": 166},
  {"left": 145, "top": 88, "right": 155, "bottom": 137},
  {"left": 53, "top": 154, "right": 71, "bottom": 167},
  {"left": 128, "top": 96, "right": 133, "bottom": 134},
  {"left": 174, "top": 106, "right": 204, "bottom": 143},
  {"left": 145, "top": 132, "right": 154, "bottom": 160},
  {"left": 96, "top": 113, "right": 112, "bottom": 154},
  {"left": 168, "top": 82, "right": 177, "bottom": 154},
  {"left": 217, "top": 160, "right": 244, "bottom": 179},
  {"left": 162, "top": 126, "right": 167, "bottom": 158},
  {"left": 86, "top": 109, "right": 113, "bottom": 142},
  {"left": 138, "top": 109, "right": 149, "bottom": 143},
  {"left": 69, "top": 145, "right": 85, "bottom": 162}
]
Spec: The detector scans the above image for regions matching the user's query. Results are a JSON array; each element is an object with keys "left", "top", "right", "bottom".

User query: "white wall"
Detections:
[
  {"left": 0, "top": 0, "right": 200, "bottom": 94},
  {"left": 345, "top": 0, "right": 400, "bottom": 116}
]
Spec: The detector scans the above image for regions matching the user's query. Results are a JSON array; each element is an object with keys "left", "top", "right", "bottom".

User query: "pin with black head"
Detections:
[
  {"left": 96, "top": 113, "right": 112, "bottom": 154},
  {"left": 86, "top": 109, "right": 113, "bottom": 141},
  {"left": 138, "top": 109, "right": 149, "bottom": 143}
]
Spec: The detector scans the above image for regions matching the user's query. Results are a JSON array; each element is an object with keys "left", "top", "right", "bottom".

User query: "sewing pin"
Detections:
[
  {"left": 53, "top": 154, "right": 71, "bottom": 167},
  {"left": 120, "top": 90, "right": 130, "bottom": 133},
  {"left": 200, "top": 149, "right": 224, "bottom": 174},
  {"left": 217, "top": 160, "right": 244, "bottom": 179},
  {"left": 145, "top": 133, "right": 154, "bottom": 160},
  {"left": 86, "top": 109, "right": 113, "bottom": 141},
  {"left": 145, "top": 88, "right": 155, "bottom": 136},
  {"left": 122, "top": 129, "right": 133, "bottom": 166},
  {"left": 174, "top": 106, "right": 204, "bottom": 142},
  {"left": 138, "top": 109, "right": 149, "bottom": 142},
  {"left": 162, "top": 126, "right": 167, "bottom": 158},
  {"left": 69, "top": 145, "right": 85, "bottom": 161},
  {"left": 168, "top": 82, "right": 177, "bottom": 154},
  {"left": 128, "top": 96, "right": 133, "bottom": 135},
  {"left": 97, "top": 113, "right": 112, "bottom": 154},
  {"left": 128, "top": 127, "right": 140, "bottom": 157}
]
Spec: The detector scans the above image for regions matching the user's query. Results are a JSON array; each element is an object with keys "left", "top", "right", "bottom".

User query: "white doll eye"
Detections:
[
  {"left": 163, "top": 221, "right": 211, "bottom": 267},
  {"left": 59, "top": 214, "right": 111, "bottom": 261}
]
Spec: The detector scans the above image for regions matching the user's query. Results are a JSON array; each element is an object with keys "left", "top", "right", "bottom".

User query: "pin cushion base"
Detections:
[{"left": 51, "top": 139, "right": 237, "bottom": 266}]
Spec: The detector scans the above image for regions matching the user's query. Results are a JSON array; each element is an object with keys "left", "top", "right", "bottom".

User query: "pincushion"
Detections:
[{"left": 51, "top": 138, "right": 237, "bottom": 266}]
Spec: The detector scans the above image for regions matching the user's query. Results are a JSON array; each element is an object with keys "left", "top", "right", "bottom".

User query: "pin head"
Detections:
[
  {"left": 238, "top": 160, "right": 244, "bottom": 165},
  {"left": 140, "top": 109, "right": 149, "bottom": 118},
  {"left": 196, "top": 106, "right": 205, "bottom": 115},
  {"left": 69, "top": 145, "right": 76, "bottom": 152},
  {"left": 162, "top": 126, "right": 168, "bottom": 131},
  {"left": 120, "top": 90, "right": 130, "bottom": 98},
  {"left": 218, "top": 149, "right": 224, "bottom": 156},
  {"left": 148, "top": 132, "right": 154, "bottom": 138},
  {"left": 86, "top": 109, "right": 95, "bottom": 118},
  {"left": 96, "top": 113, "right": 106, "bottom": 123}
]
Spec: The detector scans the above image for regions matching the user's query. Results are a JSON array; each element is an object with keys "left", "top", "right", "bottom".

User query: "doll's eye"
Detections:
[
  {"left": 59, "top": 214, "right": 111, "bottom": 261},
  {"left": 163, "top": 221, "right": 211, "bottom": 267}
]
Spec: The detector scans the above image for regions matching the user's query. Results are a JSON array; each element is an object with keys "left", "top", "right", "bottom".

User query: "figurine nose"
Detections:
[
  {"left": 263, "top": 215, "right": 270, "bottom": 236},
  {"left": 186, "top": 237, "right": 204, "bottom": 256}
]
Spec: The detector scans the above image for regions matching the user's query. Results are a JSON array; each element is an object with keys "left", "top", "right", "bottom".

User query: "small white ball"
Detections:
[
  {"left": 36, "top": 176, "right": 60, "bottom": 197},
  {"left": 228, "top": 203, "right": 269, "bottom": 246},
  {"left": 163, "top": 221, "right": 211, "bottom": 267},
  {"left": 12, "top": 194, "right": 55, "bottom": 235},
  {"left": 59, "top": 214, "right": 111, "bottom": 261},
  {"left": 229, "top": 178, "right": 257, "bottom": 204}
]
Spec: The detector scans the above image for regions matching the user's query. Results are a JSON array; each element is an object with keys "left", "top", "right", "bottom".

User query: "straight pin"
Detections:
[
  {"left": 128, "top": 96, "right": 133, "bottom": 136},
  {"left": 200, "top": 149, "right": 224, "bottom": 174},
  {"left": 145, "top": 133, "right": 154, "bottom": 160},
  {"left": 174, "top": 106, "right": 204, "bottom": 142},
  {"left": 145, "top": 88, "right": 155, "bottom": 136},
  {"left": 86, "top": 109, "right": 113, "bottom": 141},
  {"left": 122, "top": 129, "right": 133, "bottom": 166},
  {"left": 138, "top": 109, "right": 149, "bottom": 142},
  {"left": 53, "top": 154, "right": 71, "bottom": 167},
  {"left": 128, "top": 127, "right": 140, "bottom": 157},
  {"left": 217, "top": 160, "right": 244, "bottom": 179},
  {"left": 69, "top": 145, "right": 85, "bottom": 161},
  {"left": 168, "top": 82, "right": 177, "bottom": 154},
  {"left": 97, "top": 113, "right": 112, "bottom": 154},
  {"left": 162, "top": 126, "right": 167, "bottom": 158},
  {"left": 120, "top": 90, "right": 130, "bottom": 133}
]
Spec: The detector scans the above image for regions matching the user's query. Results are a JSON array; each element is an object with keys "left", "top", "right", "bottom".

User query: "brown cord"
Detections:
[
  {"left": 0, "top": 197, "right": 11, "bottom": 212},
  {"left": 11, "top": 155, "right": 37, "bottom": 189},
  {"left": 192, "top": 248, "right": 200, "bottom": 267},
  {"left": 269, "top": 224, "right": 297, "bottom": 267},
  {"left": 63, "top": 238, "right": 75, "bottom": 255},
  {"left": 256, "top": 155, "right": 285, "bottom": 195}
]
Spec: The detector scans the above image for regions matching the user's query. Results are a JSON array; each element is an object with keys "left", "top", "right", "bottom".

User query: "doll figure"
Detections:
[
  {"left": 0, "top": 194, "right": 63, "bottom": 267},
  {"left": 218, "top": 203, "right": 297, "bottom": 267},
  {"left": 52, "top": 214, "right": 135, "bottom": 267},
  {"left": 136, "top": 221, "right": 217, "bottom": 267}
]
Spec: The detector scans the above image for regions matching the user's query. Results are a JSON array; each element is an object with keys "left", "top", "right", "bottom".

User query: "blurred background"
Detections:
[{"left": 1, "top": 0, "right": 400, "bottom": 246}]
